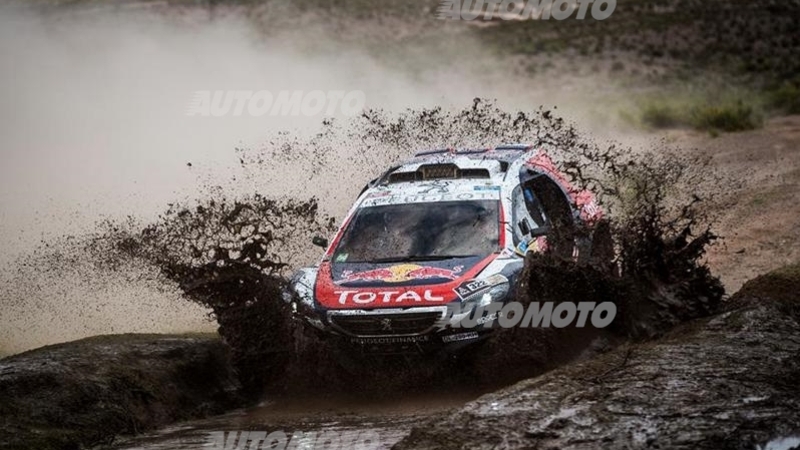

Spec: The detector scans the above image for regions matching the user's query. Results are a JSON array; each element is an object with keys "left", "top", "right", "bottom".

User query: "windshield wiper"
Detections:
[{"left": 367, "top": 254, "right": 476, "bottom": 263}]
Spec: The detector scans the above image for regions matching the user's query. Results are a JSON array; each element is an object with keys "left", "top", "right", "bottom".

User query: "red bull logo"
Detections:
[{"left": 339, "top": 263, "right": 464, "bottom": 284}]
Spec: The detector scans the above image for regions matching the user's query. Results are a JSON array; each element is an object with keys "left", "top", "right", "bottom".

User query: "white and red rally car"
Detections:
[{"left": 286, "top": 145, "right": 604, "bottom": 354}]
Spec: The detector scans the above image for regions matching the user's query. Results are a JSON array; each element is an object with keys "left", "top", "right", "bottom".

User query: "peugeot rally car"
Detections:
[{"left": 285, "top": 145, "right": 605, "bottom": 354}]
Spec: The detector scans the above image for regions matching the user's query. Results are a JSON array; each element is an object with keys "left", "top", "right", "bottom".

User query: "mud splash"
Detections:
[
  {"left": 6, "top": 99, "right": 726, "bottom": 398},
  {"left": 261, "top": 101, "right": 723, "bottom": 390},
  {"left": 87, "top": 195, "right": 334, "bottom": 395},
  {"left": 469, "top": 220, "right": 724, "bottom": 387}
]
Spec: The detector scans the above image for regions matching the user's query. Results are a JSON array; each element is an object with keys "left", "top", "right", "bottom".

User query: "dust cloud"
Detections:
[{"left": 0, "top": 2, "right": 643, "bottom": 355}]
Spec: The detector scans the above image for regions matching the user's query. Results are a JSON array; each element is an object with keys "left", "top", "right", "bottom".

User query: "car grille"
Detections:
[{"left": 329, "top": 312, "right": 442, "bottom": 337}]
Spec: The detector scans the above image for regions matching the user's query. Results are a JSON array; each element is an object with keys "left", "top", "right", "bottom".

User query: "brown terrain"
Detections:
[
  {"left": 1, "top": 1, "right": 799, "bottom": 449},
  {"left": 698, "top": 116, "right": 800, "bottom": 292}
]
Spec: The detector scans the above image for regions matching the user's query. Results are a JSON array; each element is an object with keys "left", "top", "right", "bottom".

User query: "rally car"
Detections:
[{"left": 285, "top": 145, "right": 605, "bottom": 354}]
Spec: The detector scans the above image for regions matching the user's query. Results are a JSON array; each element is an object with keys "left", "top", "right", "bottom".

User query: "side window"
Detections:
[
  {"left": 511, "top": 186, "right": 538, "bottom": 245},
  {"left": 522, "top": 186, "right": 548, "bottom": 228},
  {"left": 520, "top": 173, "right": 579, "bottom": 259},
  {"left": 512, "top": 184, "right": 552, "bottom": 246}
]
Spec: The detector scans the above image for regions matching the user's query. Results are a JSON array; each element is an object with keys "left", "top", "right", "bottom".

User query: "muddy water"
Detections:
[{"left": 105, "top": 393, "right": 477, "bottom": 450}]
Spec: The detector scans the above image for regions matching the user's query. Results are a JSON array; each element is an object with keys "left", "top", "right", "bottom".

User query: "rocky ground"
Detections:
[{"left": 0, "top": 334, "right": 242, "bottom": 450}]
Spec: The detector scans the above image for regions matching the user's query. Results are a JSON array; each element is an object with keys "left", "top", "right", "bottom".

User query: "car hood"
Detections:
[{"left": 314, "top": 254, "right": 497, "bottom": 309}]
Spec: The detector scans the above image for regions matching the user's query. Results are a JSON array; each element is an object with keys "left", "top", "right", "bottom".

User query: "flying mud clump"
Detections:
[
  {"left": 89, "top": 195, "right": 336, "bottom": 395},
  {"left": 86, "top": 99, "right": 726, "bottom": 395}
]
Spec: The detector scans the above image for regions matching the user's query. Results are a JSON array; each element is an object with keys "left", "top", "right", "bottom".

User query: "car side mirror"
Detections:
[{"left": 312, "top": 236, "right": 328, "bottom": 248}]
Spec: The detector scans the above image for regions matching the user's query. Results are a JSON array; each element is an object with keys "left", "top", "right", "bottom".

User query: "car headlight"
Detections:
[
  {"left": 461, "top": 274, "right": 510, "bottom": 308},
  {"left": 441, "top": 274, "right": 510, "bottom": 330},
  {"left": 487, "top": 281, "right": 510, "bottom": 301},
  {"left": 286, "top": 268, "right": 317, "bottom": 310}
]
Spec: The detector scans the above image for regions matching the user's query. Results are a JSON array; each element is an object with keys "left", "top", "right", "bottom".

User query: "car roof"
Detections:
[{"left": 373, "top": 144, "right": 535, "bottom": 187}]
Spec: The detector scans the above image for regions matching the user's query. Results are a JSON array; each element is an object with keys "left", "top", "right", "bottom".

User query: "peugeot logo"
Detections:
[{"left": 380, "top": 318, "right": 393, "bottom": 332}]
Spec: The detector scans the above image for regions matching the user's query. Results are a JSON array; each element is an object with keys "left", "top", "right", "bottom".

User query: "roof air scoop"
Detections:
[{"left": 386, "top": 164, "right": 491, "bottom": 184}]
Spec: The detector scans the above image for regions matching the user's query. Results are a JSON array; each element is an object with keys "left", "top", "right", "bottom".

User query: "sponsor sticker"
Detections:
[
  {"left": 453, "top": 274, "right": 507, "bottom": 300},
  {"left": 454, "top": 278, "right": 492, "bottom": 299},
  {"left": 361, "top": 190, "right": 499, "bottom": 207},
  {"left": 349, "top": 335, "right": 430, "bottom": 345},
  {"left": 339, "top": 264, "right": 464, "bottom": 284},
  {"left": 335, "top": 289, "right": 446, "bottom": 305},
  {"left": 441, "top": 331, "right": 480, "bottom": 343}
]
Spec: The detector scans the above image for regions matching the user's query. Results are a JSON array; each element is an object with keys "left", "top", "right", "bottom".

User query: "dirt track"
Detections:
[
  {"left": 104, "top": 394, "right": 477, "bottom": 450},
  {"left": 697, "top": 116, "right": 800, "bottom": 292}
]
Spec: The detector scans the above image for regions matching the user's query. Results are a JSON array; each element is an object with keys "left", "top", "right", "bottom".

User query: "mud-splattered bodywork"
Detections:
[{"left": 286, "top": 145, "right": 602, "bottom": 353}]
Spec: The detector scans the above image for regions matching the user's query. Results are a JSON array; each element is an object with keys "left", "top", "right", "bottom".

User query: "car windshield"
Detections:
[{"left": 333, "top": 200, "right": 500, "bottom": 263}]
